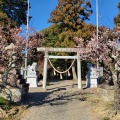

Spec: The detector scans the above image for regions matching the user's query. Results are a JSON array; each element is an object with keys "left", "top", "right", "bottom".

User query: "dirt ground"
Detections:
[
  {"left": 16, "top": 80, "right": 105, "bottom": 120},
  {"left": 1, "top": 79, "right": 120, "bottom": 120},
  {"left": 17, "top": 80, "right": 96, "bottom": 120}
]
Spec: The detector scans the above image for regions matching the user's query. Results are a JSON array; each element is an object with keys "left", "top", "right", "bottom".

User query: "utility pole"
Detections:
[
  {"left": 24, "top": 0, "right": 29, "bottom": 78},
  {"left": 96, "top": 0, "right": 99, "bottom": 69}
]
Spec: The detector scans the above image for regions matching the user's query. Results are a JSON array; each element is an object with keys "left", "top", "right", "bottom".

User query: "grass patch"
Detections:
[
  {"left": 103, "top": 117, "right": 110, "bottom": 120},
  {"left": 0, "top": 96, "right": 22, "bottom": 120},
  {"left": 0, "top": 96, "right": 15, "bottom": 110},
  {"left": 0, "top": 96, "right": 9, "bottom": 105}
]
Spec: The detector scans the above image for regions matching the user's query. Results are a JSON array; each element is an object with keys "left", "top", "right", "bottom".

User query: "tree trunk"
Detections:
[
  {"left": 109, "top": 63, "right": 120, "bottom": 113},
  {"left": 72, "top": 61, "right": 77, "bottom": 81},
  {"left": 114, "top": 81, "right": 120, "bottom": 113},
  {"left": 112, "top": 70, "right": 120, "bottom": 113}
]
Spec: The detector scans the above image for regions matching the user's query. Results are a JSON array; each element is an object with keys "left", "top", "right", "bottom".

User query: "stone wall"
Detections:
[
  {"left": 0, "top": 88, "right": 21, "bottom": 102},
  {"left": 97, "top": 87, "right": 114, "bottom": 101}
]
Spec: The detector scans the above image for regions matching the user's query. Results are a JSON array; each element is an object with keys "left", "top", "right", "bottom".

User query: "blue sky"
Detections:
[{"left": 29, "top": 0, "right": 120, "bottom": 31}]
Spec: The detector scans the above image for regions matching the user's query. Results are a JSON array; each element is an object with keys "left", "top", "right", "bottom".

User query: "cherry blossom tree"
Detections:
[
  {"left": 0, "top": 24, "right": 44, "bottom": 87},
  {"left": 75, "top": 26, "right": 120, "bottom": 113}
]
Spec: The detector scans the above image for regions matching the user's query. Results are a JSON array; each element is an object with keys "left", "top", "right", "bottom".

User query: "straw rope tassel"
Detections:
[
  {"left": 60, "top": 73, "right": 63, "bottom": 79},
  {"left": 68, "top": 70, "right": 71, "bottom": 76},
  {"left": 54, "top": 69, "right": 56, "bottom": 76}
]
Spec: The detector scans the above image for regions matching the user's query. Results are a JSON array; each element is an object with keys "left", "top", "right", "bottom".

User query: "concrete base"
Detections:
[
  {"left": 90, "top": 78, "right": 97, "bottom": 88},
  {"left": 86, "top": 78, "right": 98, "bottom": 88},
  {"left": 27, "top": 77, "right": 37, "bottom": 87}
]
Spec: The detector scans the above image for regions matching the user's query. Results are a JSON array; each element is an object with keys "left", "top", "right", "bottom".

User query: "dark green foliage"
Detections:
[
  {"left": 81, "top": 60, "right": 88, "bottom": 80},
  {"left": 42, "top": 24, "right": 59, "bottom": 47},
  {"left": 0, "top": 0, "right": 30, "bottom": 27}
]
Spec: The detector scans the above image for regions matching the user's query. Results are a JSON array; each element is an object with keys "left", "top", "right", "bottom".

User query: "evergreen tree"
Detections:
[
  {"left": 48, "top": 0, "right": 93, "bottom": 32},
  {"left": 114, "top": 2, "right": 120, "bottom": 27},
  {"left": 0, "top": 0, "right": 30, "bottom": 27},
  {"left": 42, "top": 0, "right": 94, "bottom": 81}
]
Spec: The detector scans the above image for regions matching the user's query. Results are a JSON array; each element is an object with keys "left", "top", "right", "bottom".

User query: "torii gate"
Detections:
[{"left": 37, "top": 47, "right": 82, "bottom": 89}]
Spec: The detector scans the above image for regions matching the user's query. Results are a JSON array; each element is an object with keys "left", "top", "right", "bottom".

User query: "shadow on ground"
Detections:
[{"left": 19, "top": 83, "right": 87, "bottom": 108}]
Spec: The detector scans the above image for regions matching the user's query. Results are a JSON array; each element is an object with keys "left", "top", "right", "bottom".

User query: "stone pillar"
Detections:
[{"left": 43, "top": 51, "right": 48, "bottom": 89}]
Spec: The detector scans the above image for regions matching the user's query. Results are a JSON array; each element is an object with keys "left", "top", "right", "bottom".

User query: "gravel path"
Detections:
[{"left": 19, "top": 80, "right": 100, "bottom": 120}]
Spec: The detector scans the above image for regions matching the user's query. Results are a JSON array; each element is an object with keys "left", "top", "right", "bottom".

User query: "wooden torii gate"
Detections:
[{"left": 37, "top": 47, "right": 82, "bottom": 89}]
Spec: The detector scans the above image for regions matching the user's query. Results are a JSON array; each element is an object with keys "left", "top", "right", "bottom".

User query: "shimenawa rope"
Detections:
[{"left": 48, "top": 58, "right": 76, "bottom": 74}]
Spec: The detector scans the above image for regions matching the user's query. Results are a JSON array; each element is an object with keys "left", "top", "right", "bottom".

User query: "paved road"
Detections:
[{"left": 20, "top": 80, "right": 100, "bottom": 120}]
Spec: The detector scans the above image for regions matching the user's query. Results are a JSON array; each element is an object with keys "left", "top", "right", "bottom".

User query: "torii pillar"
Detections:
[
  {"left": 43, "top": 51, "right": 48, "bottom": 89},
  {"left": 77, "top": 51, "right": 81, "bottom": 89}
]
